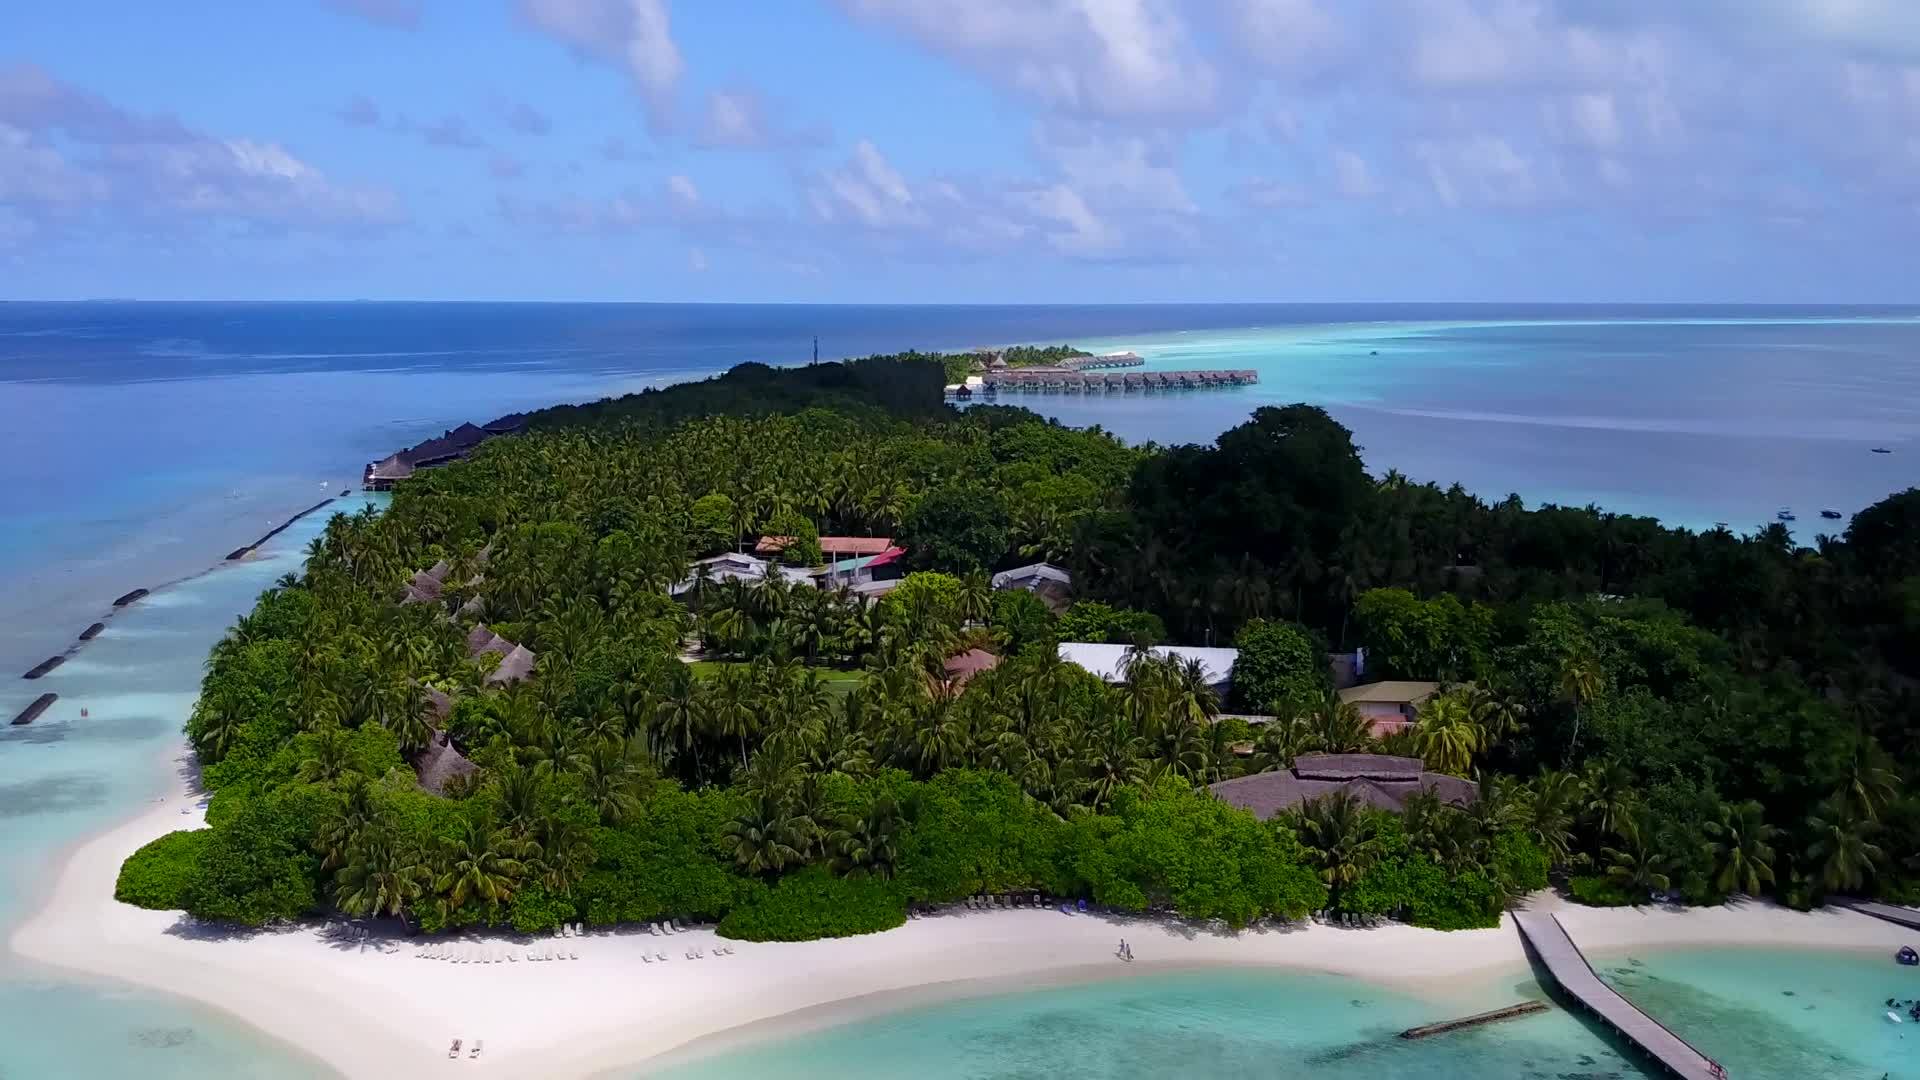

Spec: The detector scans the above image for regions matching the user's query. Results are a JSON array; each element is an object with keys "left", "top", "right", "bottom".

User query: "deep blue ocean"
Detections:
[{"left": 1, "top": 302, "right": 1918, "bottom": 1079}]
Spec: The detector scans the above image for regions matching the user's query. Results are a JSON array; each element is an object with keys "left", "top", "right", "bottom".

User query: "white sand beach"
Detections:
[{"left": 10, "top": 750, "right": 1917, "bottom": 1080}]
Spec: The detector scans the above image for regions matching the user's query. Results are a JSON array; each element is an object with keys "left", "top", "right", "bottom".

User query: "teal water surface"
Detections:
[
  {"left": 638, "top": 968, "right": 1644, "bottom": 1080},
  {"left": 0, "top": 502, "right": 354, "bottom": 1078},
  {"left": 1596, "top": 946, "right": 1920, "bottom": 1079}
]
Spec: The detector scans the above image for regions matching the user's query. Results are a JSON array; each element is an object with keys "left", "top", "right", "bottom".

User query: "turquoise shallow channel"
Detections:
[
  {"left": 638, "top": 951, "right": 1920, "bottom": 1080},
  {"left": 636, "top": 967, "right": 1641, "bottom": 1080}
]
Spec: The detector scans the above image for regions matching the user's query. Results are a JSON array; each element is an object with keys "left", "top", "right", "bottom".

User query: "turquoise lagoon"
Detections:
[
  {"left": 1053, "top": 315, "right": 1920, "bottom": 531},
  {"left": 640, "top": 949, "right": 1920, "bottom": 1080},
  {"left": 0, "top": 504, "right": 349, "bottom": 1078}
]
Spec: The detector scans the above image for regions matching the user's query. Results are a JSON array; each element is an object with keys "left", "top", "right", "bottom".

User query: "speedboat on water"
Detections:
[
  {"left": 1871, "top": 447, "right": 1892, "bottom": 454},
  {"left": 1899, "top": 944, "right": 1919, "bottom": 966},
  {"left": 1776, "top": 508, "right": 1796, "bottom": 522},
  {"left": 1820, "top": 509, "right": 1842, "bottom": 520}
]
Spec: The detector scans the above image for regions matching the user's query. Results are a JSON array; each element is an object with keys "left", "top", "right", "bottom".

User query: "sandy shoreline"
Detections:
[{"left": 10, "top": 751, "right": 1917, "bottom": 1079}]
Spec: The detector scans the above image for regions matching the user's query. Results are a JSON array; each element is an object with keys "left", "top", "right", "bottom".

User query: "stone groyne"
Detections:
[{"left": 226, "top": 498, "right": 334, "bottom": 561}]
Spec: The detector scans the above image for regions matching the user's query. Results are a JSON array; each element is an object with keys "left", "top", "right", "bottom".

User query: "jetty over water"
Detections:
[
  {"left": 1839, "top": 899, "right": 1920, "bottom": 930},
  {"left": 1512, "top": 911, "right": 1726, "bottom": 1079},
  {"left": 959, "top": 368, "right": 1258, "bottom": 395}
]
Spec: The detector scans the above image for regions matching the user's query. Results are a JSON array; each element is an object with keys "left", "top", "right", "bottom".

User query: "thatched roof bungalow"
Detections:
[
  {"left": 415, "top": 731, "right": 477, "bottom": 795},
  {"left": 1208, "top": 753, "right": 1476, "bottom": 818}
]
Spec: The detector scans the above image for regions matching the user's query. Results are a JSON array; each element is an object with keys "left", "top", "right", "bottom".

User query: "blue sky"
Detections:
[{"left": 2, "top": 1, "right": 1918, "bottom": 302}]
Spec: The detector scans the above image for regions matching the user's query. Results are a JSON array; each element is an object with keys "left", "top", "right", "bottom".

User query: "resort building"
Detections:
[
  {"left": 466, "top": 624, "right": 536, "bottom": 687},
  {"left": 362, "top": 412, "right": 526, "bottom": 490},
  {"left": 670, "top": 553, "right": 815, "bottom": 596},
  {"left": 942, "top": 648, "right": 1000, "bottom": 688},
  {"left": 1337, "top": 681, "right": 1441, "bottom": 737},
  {"left": 413, "top": 687, "right": 477, "bottom": 796},
  {"left": 1207, "top": 753, "right": 1477, "bottom": 818},
  {"left": 990, "top": 562, "right": 1074, "bottom": 612},
  {"left": 755, "top": 535, "right": 896, "bottom": 559},
  {"left": 400, "top": 559, "right": 452, "bottom": 605},
  {"left": 1056, "top": 642, "right": 1239, "bottom": 695}
]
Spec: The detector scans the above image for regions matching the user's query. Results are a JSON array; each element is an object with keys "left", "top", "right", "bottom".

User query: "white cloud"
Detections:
[
  {"left": 517, "top": 0, "right": 683, "bottom": 130},
  {"left": 838, "top": 0, "right": 1219, "bottom": 122},
  {"left": 1229, "top": 0, "right": 1342, "bottom": 75},
  {"left": 699, "top": 91, "right": 767, "bottom": 148},
  {"left": 1035, "top": 126, "right": 1196, "bottom": 214},
  {"left": 1330, "top": 148, "right": 1382, "bottom": 198},
  {"left": 0, "top": 64, "right": 398, "bottom": 226},
  {"left": 813, "top": 140, "right": 926, "bottom": 228}
]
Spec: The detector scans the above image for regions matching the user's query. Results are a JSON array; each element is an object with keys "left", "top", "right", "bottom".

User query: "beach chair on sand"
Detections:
[
  {"left": 471, "top": 1040, "right": 483, "bottom": 1059},
  {"left": 643, "top": 954, "right": 654, "bottom": 964},
  {"left": 657, "top": 952, "right": 669, "bottom": 962},
  {"left": 448, "top": 1039, "right": 462, "bottom": 1059}
]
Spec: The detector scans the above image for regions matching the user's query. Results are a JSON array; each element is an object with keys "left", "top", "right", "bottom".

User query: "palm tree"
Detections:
[
  {"left": 1805, "top": 793, "right": 1885, "bottom": 893},
  {"left": 1838, "top": 734, "right": 1900, "bottom": 820},
  {"left": 297, "top": 726, "right": 360, "bottom": 786},
  {"left": 957, "top": 572, "right": 993, "bottom": 626},
  {"left": 1290, "top": 787, "right": 1382, "bottom": 903},
  {"left": 1304, "top": 690, "right": 1372, "bottom": 754},
  {"left": 1412, "top": 694, "right": 1481, "bottom": 777},
  {"left": 1581, "top": 759, "right": 1639, "bottom": 842},
  {"left": 333, "top": 829, "right": 426, "bottom": 920},
  {"left": 724, "top": 790, "right": 808, "bottom": 877},
  {"left": 1601, "top": 826, "right": 1671, "bottom": 899},
  {"left": 1295, "top": 790, "right": 1381, "bottom": 910},
  {"left": 434, "top": 819, "right": 525, "bottom": 921},
  {"left": 828, "top": 795, "right": 902, "bottom": 878},
  {"left": 1705, "top": 799, "right": 1778, "bottom": 896},
  {"left": 1526, "top": 768, "right": 1585, "bottom": 870},
  {"left": 1557, "top": 655, "right": 1603, "bottom": 764}
]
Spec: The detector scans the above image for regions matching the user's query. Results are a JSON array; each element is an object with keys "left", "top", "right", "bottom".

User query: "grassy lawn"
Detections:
[{"left": 687, "top": 659, "right": 865, "bottom": 696}]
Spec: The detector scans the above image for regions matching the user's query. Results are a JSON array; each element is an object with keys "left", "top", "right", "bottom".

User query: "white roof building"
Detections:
[
  {"left": 670, "top": 552, "right": 815, "bottom": 596},
  {"left": 1056, "top": 643, "right": 1239, "bottom": 689}
]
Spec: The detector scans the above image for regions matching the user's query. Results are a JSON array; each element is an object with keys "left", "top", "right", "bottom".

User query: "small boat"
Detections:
[
  {"left": 1776, "top": 508, "right": 1796, "bottom": 522},
  {"left": 1871, "top": 447, "right": 1892, "bottom": 454},
  {"left": 1891, "top": 1011, "right": 1905, "bottom": 1024},
  {"left": 1820, "top": 509, "right": 1842, "bottom": 520},
  {"left": 1899, "top": 944, "right": 1919, "bottom": 966}
]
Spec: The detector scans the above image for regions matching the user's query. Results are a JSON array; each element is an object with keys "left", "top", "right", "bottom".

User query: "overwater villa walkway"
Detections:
[{"left": 1512, "top": 911, "right": 1727, "bottom": 1080}]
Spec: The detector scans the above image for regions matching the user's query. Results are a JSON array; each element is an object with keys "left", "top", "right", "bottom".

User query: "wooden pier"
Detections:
[
  {"left": 1839, "top": 899, "right": 1920, "bottom": 930},
  {"left": 227, "top": 497, "right": 334, "bottom": 560},
  {"left": 961, "top": 368, "right": 1258, "bottom": 395},
  {"left": 1513, "top": 912, "right": 1726, "bottom": 1079},
  {"left": 1399, "top": 1000, "right": 1548, "bottom": 1039}
]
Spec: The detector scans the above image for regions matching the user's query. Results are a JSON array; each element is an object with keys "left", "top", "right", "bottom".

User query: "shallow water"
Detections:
[
  {"left": 1052, "top": 315, "right": 1920, "bottom": 531},
  {"left": 639, "top": 946, "right": 1920, "bottom": 1080},
  {"left": 0, "top": 505, "right": 344, "bottom": 1078},
  {"left": 637, "top": 967, "right": 1646, "bottom": 1080},
  {"left": 1595, "top": 946, "right": 1920, "bottom": 1079}
]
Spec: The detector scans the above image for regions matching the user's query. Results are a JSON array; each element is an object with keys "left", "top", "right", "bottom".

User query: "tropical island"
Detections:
[{"left": 51, "top": 349, "right": 1920, "bottom": 1073}]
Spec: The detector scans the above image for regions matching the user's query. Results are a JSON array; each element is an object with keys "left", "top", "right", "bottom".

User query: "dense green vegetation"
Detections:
[{"left": 128, "top": 355, "right": 1920, "bottom": 940}]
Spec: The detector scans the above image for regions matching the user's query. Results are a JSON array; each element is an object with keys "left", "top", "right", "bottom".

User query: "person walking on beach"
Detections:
[{"left": 1118, "top": 938, "right": 1127, "bottom": 961}]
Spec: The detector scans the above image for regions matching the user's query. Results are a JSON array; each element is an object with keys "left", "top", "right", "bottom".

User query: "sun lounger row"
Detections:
[
  {"left": 1311, "top": 910, "right": 1388, "bottom": 928},
  {"left": 646, "top": 919, "right": 695, "bottom": 935},
  {"left": 642, "top": 944, "right": 737, "bottom": 963},
  {"left": 416, "top": 945, "right": 579, "bottom": 962},
  {"left": 962, "top": 893, "right": 1048, "bottom": 910},
  {"left": 447, "top": 1037, "right": 482, "bottom": 1059}
]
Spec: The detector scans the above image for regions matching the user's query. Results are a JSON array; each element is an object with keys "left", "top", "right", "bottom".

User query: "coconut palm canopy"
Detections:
[{"left": 144, "top": 355, "right": 1920, "bottom": 940}]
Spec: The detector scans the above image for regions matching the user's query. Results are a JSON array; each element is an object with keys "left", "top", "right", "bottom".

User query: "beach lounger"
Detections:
[
  {"left": 470, "top": 1041, "right": 483, "bottom": 1059},
  {"left": 570, "top": 950, "right": 578, "bottom": 960},
  {"left": 657, "top": 952, "right": 668, "bottom": 961},
  {"left": 643, "top": 953, "right": 654, "bottom": 964},
  {"left": 673, "top": 919, "right": 688, "bottom": 932},
  {"left": 448, "top": 1039, "right": 462, "bottom": 1059},
  {"left": 508, "top": 952, "right": 517, "bottom": 962}
]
